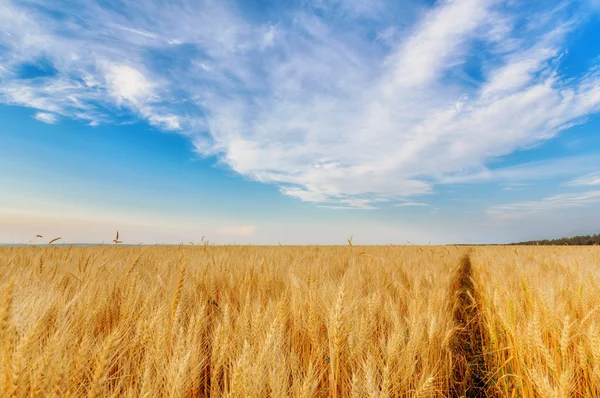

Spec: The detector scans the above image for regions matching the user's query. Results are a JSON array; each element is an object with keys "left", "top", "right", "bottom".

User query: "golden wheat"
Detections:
[
  {"left": 473, "top": 246, "right": 600, "bottom": 397},
  {"left": 0, "top": 245, "right": 598, "bottom": 396}
]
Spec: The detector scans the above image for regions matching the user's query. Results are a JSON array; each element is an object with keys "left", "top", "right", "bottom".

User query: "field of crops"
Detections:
[{"left": 0, "top": 245, "right": 599, "bottom": 397}]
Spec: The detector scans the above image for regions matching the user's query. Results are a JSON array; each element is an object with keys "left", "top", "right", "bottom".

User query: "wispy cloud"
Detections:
[
  {"left": 316, "top": 197, "right": 381, "bottom": 210},
  {"left": 566, "top": 172, "right": 600, "bottom": 186},
  {"left": 1, "top": 0, "right": 599, "bottom": 207},
  {"left": 34, "top": 112, "right": 58, "bottom": 124},
  {"left": 487, "top": 191, "right": 600, "bottom": 219},
  {"left": 500, "top": 183, "right": 531, "bottom": 191},
  {"left": 441, "top": 155, "right": 600, "bottom": 185},
  {"left": 394, "top": 202, "right": 429, "bottom": 207}
]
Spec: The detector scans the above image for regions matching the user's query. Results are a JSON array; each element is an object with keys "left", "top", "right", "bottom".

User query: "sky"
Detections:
[{"left": 1, "top": 0, "right": 600, "bottom": 245}]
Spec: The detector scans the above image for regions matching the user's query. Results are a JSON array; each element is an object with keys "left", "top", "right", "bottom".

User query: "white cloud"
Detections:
[
  {"left": 566, "top": 172, "right": 600, "bottom": 186},
  {"left": 0, "top": 0, "right": 599, "bottom": 208},
  {"left": 148, "top": 114, "right": 181, "bottom": 131},
  {"left": 34, "top": 112, "right": 58, "bottom": 124},
  {"left": 441, "top": 155, "right": 600, "bottom": 185},
  {"left": 394, "top": 202, "right": 429, "bottom": 207},
  {"left": 487, "top": 191, "right": 600, "bottom": 219},
  {"left": 261, "top": 25, "right": 277, "bottom": 49},
  {"left": 105, "top": 65, "right": 155, "bottom": 106},
  {"left": 317, "top": 198, "right": 379, "bottom": 210},
  {"left": 387, "top": 0, "right": 489, "bottom": 88}
]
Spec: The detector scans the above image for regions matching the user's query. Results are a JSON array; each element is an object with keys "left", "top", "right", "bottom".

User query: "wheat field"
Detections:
[{"left": 0, "top": 245, "right": 598, "bottom": 397}]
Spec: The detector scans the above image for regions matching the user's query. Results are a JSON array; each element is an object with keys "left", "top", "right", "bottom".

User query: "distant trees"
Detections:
[{"left": 514, "top": 234, "right": 600, "bottom": 245}]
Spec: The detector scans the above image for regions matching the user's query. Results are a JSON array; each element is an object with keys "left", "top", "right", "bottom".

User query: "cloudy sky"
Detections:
[{"left": 1, "top": 0, "right": 600, "bottom": 244}]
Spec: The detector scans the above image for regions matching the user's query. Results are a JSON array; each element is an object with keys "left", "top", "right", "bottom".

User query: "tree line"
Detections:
[{"left": 513, "top": 234, "right": 600, "bottom": 246}]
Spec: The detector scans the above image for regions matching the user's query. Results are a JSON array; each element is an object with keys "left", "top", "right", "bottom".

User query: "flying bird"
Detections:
[
  {"left": 35, "top": 234, "right": 43, "bottom": 238},
  {"left": 48, "top": 237, "right": 61, "bottom": 244},
  {"left": 113, "top": 231, "right": 122, "bottom": 244}
]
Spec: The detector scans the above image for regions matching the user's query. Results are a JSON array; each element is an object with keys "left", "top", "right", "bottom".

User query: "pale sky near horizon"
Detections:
[{"left": 1, "top": 0, "right": 600, "bottom": 244}]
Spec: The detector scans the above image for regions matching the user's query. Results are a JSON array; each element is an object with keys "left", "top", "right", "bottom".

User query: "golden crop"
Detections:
[{"left": 0, "top": 245, "right": 598, "bottom": 397}]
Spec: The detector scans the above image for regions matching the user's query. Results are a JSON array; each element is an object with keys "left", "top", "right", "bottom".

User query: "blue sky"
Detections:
[{"left": 1, "top": 0, "right": 600, "bottom": 244}]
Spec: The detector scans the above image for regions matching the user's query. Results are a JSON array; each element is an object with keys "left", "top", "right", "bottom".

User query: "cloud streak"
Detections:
[
  {"left": 487, "top": 190, "right": 600, "bottom": 219},
  {"left": 566, "top": 172, "right": 600, "bottom": 186},
  {"left": 394, "top": 202, "right": 429, "bottom": 207},
  {"left": 1, "top": 0, "right": 600, "bottom": 207},
  {"left": 34, "top": 112, "right": 58, "bottom": 124}
]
